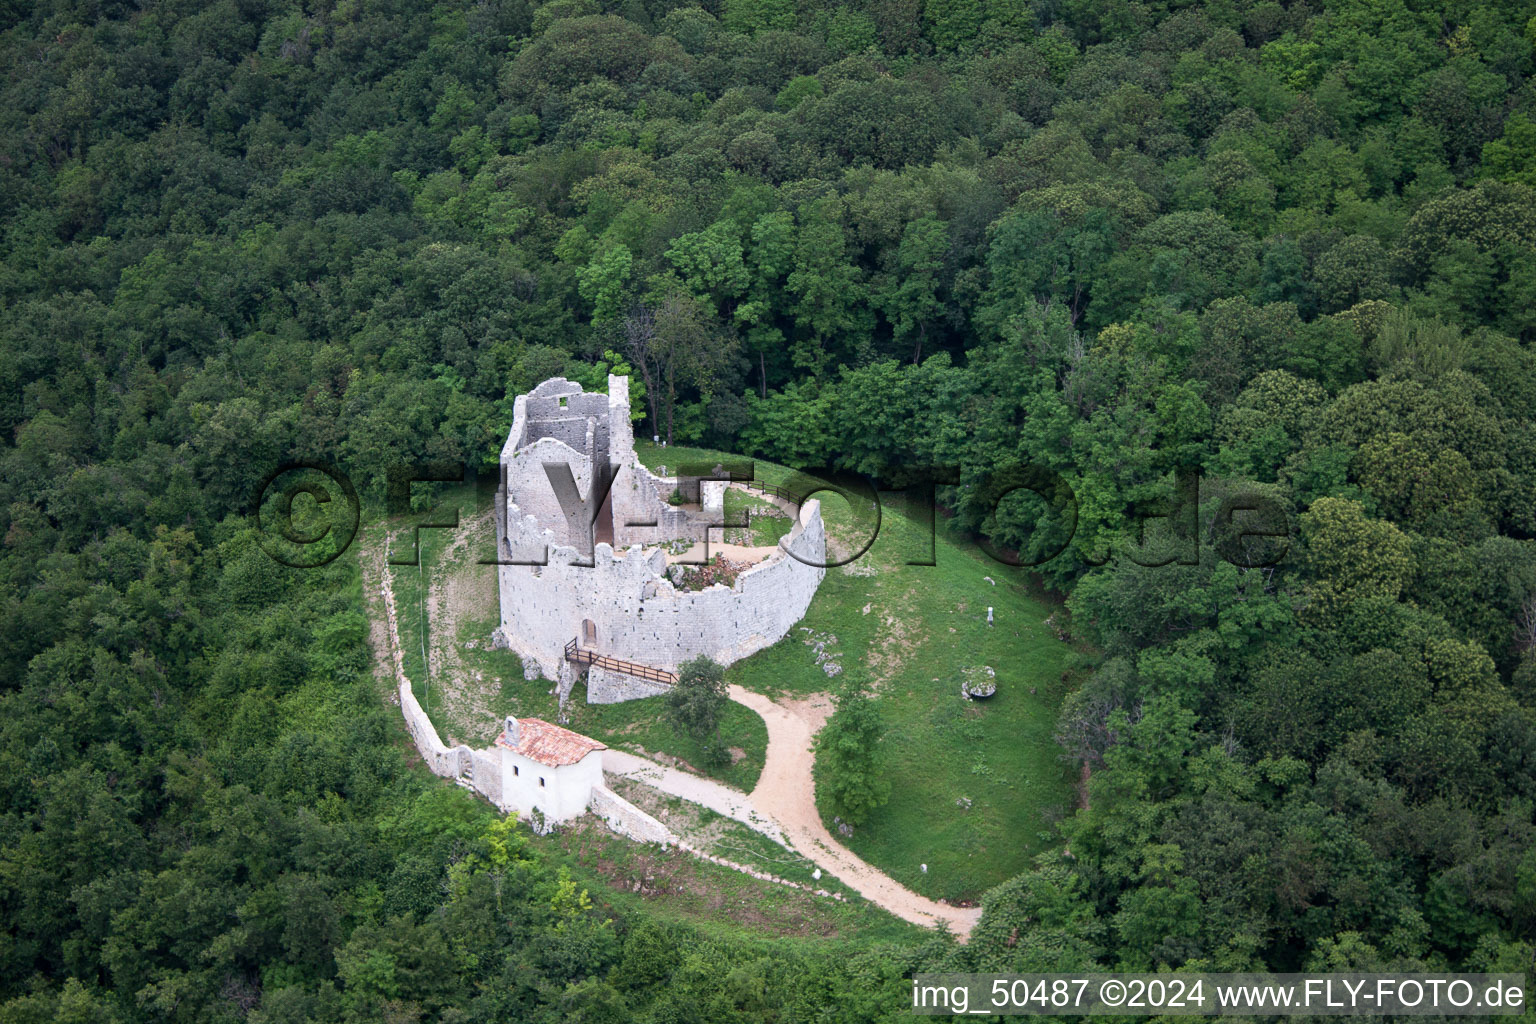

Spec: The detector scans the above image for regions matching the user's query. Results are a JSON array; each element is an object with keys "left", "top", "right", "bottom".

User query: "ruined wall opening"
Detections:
[{"left": 595, "top": 482, "right": 615, "bottom": 547}]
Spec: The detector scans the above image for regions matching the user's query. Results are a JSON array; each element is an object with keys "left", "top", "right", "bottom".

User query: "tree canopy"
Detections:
[{"left": 3, "top": 0, "right": 1536, "bottom": 1015}]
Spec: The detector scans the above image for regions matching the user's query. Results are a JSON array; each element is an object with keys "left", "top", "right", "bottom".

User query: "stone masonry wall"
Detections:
[
  {"left": 471, "top": 749, "right": 502, "bottom": 807},
  {"left": 398, "top": 680, "right": 509, "bottom": 809},
  {"left": 607, "top": 460, "right": 676, "bottom": 548},
  {"left": 526, "top": 416, "right": 594, "bottom": 452},
  {"left": 503, "top": 436, "right": 594, "bottom": 547},
  {"left": 386, "top": 509, "right": 667, "bottom": 843},
  {"left": 586, "top": 663, "right": 674, "bottom": 704},
  {"left": 498, "top": 498, "right": 827, "bottom": 679},
  {"left": 501, "top": 374, "right": 745, "bottom": 554},
  {"left": 399, "top": 680, "right": 459, "bottom": 779},
  {"left": 497, "top": 373, "right": 826, "bottom": 694},
  {"left": 589, "top": 785, "right": 674, "bottom": 845}
]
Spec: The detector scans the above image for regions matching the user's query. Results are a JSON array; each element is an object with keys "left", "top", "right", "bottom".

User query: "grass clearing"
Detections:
[
  {"left": 545, "top": 818, "right": 924, "bottom": 944},
  {"left": 607, "top": 777, "right": 839, "bottom": 891},
  {"left": 723, "top": 487, "right": 795, "bottom": 546},
  {"left": 552, "top": 683, "right": 768, "bottom": 792},
  {"left": 639, "top": 444, "right": 1081, "bottom": 904}
]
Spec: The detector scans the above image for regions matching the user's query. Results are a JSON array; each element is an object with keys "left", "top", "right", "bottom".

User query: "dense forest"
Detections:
[{"left": 3, "top": 0, "right": 1536, "bottom": 1018}]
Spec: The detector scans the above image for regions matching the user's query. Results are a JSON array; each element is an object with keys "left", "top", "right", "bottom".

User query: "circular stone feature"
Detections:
[{"left": 960, "top": 665, "right": 997, "bottom": 699}]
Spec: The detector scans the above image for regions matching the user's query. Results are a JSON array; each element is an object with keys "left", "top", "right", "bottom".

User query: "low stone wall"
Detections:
[
  {"left": 586, "top": 663, "right": 672, "bottom": 704},
  {"left": 401, "top": 676, "right": 845, "bottom": 902},
  {"left": 590, "top": 785, "right": 674, "bottom": 844},
  {"left": 471, "top": 749, "right": 502, "bottom": 807},
  {"left": 398, "top": 681, "right": 509, "bottom": 808},
  {"left": 399, "top": 681, "right": 459, "bottom": 779},
  {"left": 400, "top": 680, "right": 848, "bottom": 899},
  {"left": 390, "top": 534, "right": 663, "bottom": 844}
]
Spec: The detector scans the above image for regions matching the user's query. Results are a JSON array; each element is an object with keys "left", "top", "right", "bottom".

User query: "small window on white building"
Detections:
[
  {"left": 539, "top": 777, "right": 546, "bottom": 788},
  {"left": 513, "top": 765, "right": 519, "bottom": 776}
]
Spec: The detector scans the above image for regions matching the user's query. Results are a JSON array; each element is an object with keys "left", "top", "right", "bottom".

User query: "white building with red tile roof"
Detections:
[{"left": 494, "top": 715, "right": 607, "bottom": 827}]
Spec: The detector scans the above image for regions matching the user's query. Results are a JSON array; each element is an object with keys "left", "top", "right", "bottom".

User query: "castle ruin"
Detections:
[{"left": 494, "top": 375, "right": 827, "bottom": 703}]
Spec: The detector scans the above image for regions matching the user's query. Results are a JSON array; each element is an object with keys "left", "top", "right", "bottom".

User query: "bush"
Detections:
[
  {"left": 813, "top": 683, "right": 891, "bottom": 824},
  {"left": 664, "top": 656, "right": 728, "bottom": 765}
]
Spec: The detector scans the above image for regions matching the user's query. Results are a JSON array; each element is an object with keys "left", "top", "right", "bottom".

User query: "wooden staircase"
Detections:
[{"left": 564, "top": 639, "right": 678, "bottom": 686}]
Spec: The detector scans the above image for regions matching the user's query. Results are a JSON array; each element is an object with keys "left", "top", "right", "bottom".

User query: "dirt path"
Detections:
[
  {"left": 421, "top": 506, "right": 501, "bottom": 741},
  {"left": 603, "top": 696, "right": 979, "bottom": 939},
  {"left": 360, "top": 528, "right": 411, "bottom": 696},
  {"left": 730, "top": 686, "right": 982, "bottom": 937},
  {"left": 663, "top": 540, "right": 783, "bottom": 564},
  {"left": 604, "top": 750, "right": 785, "bottom": 845},
  {"left": 366, "top": 508, "right": 505, "bottom": 745}
]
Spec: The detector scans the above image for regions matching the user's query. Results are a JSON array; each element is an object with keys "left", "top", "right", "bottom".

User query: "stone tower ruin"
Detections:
[{"left": 494, "top": 376, "right": 826, "bottom": 703}]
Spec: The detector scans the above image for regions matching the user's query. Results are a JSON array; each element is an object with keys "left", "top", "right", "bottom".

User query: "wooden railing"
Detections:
[
  {"left": 564, "top": 639, "right": 678, "bottom": 686},
  {"left": 737, "top": 482, "right": 803, "bottom": 506}
]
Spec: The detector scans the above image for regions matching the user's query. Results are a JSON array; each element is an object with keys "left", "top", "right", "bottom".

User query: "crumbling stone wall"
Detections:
[
  {"left": 504, "top": 436, "right": 593, "bottom": 545},
  {"left": 398, "top": 681, "right": 513, "bottom": 810},
  {"left": 498, "top": 498, "right": 827, "bottom": 679},
  {"left": 502, "top": 378, "right": 611, "bottom": 458},
  {"left": 497, "top": 375, "right": 827, "bottom": 689}
]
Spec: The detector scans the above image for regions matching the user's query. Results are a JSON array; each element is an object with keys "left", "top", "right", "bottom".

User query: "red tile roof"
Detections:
[{"left": 495, "top": 718, "right": 606, "bottom": 767}]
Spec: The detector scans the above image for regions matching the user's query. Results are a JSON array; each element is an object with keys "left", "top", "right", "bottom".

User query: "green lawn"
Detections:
[
  {"left": 551, "top": 687, "right": 768, "bottom": 792},
  {"left": 356, "top": 493, "right": 905, "bottom": 941},
  {"left": 723, "top": 487, "right": 795, "bottom": 546},
  {"left": 639, "top": 443, "right": 1081, "bottom": 904}
]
